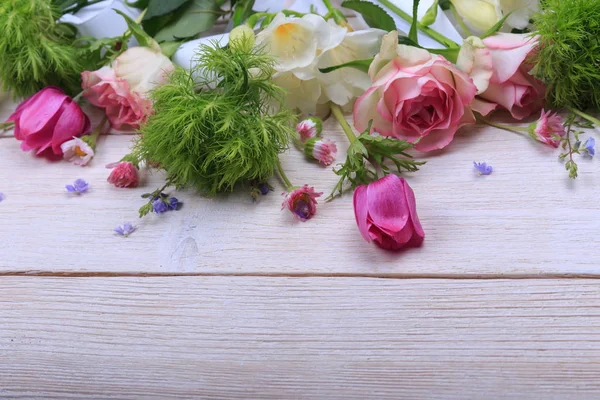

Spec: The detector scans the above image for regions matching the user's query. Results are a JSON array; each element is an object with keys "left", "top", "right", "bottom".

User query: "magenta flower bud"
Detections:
[
  {"left": 282, "top": 184, "right": 323, "bottom": 221},
  {"left": 353, "top": 175, "right": 424, "bottom": 251},
  {"left": 304, "top": 138, "right": 337, "bottom": 166},
  {"left": 296, "top": 117, "right": 323, "bottom": 142}
]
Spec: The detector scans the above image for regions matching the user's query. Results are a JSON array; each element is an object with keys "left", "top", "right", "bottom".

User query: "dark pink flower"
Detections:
[
  {"left": 282, "top": 185, "right": 323, "bottom": 221},
  {"left": 353, "top": 174, "right": 424, "bottom": 251},
  {"left": 530, "top": 109, "right": 565, "bottom": 148},
  {"left": 8, "top": 87, "right": 90, "bottom": 156},
  {"left": 106, "top": 161, "right": 139, "bottom": 188}
]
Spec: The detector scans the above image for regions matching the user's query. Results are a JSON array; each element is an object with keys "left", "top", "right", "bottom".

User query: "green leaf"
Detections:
[
  {"left": 480, "top": 11, "right": 513, "bottom": 39},
  {"left": 231, "top": 0, "right": 255, "bottom": 28},
  {"left": 160, "top": 40, "right": 183, "bottom": 58},
  {"left": 420, "top": 0, "right": 438, "bottom": 26},
  {"left": 125, "top": 0, "right": 150, "bottom": 8},
  {"left": 398, "top": 35, "right": 421, "bottom": 47},
  {"left": 428, "top": 47, "right": 459, "bottom": 63},
  {"left": 153, "top": 0, "right": 220, "bottom": 42},
  {"left": 114, "top": 9, "right": 159, "bottom": 51},
  {"left": 144, "top": 0, "right": 191, "bottom": 20},
  {"left": 319, "top": 58, "right": 373, "bottom": 74},
  {"left": 409, "top": 0, "right": 420, "bottom": 44},
  {"left": 340, "top": 0, "right": 396, "bottom": 31}
]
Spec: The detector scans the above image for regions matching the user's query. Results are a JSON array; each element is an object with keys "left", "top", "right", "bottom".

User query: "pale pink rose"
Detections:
[
  {"left": 530, "top": 109, "right": 565, "bottom": 148},
  {"left": 463, "top": 33, "right": 544, "bottom": 120},
  {"left": 354, "top": 32, "right": 477, "bottom": 152},
  {"left": 353, "top": 174, "right": 424, "bottom": 251},
  {"left": 82, "top": 46, "right": 175, "bottom": 130},
  {"left": 82, "top": 67, "right": 151, "bottom": 130}
]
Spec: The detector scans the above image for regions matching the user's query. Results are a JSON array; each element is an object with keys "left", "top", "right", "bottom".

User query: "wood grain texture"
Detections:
[
  {"left": 1, "top": 276, "right": 600, "bottom": 399},
  {"left": 1, "top": 106, "right": 598, "bottom": 275}
]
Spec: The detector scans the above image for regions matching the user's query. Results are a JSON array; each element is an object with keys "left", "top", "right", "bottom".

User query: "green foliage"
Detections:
[
  {"left": 341, "top": 0, "right": 396, "bottom": 31},
  {"left": 134, "top": 38, "right": 294, "bottom": 196},
  {"left": 319, "top": 58, "right": 373, "bottom": 74},
  {"left": 558, "top": 114, "right": 594, "bottom": 179},
  {"left": 231, "top": 0, "right": 255, "bottom": 28},
  {"left": 152, "top": 0, "right": 221, "bottom": 42},
  {"left": 0, "top": 0, "right": 97, "bottom": 97},
  {"left": 420, "top": 0, "right": 438, "bottom": 27},
  {"left": 144, "top": 0, "right": 190, "bottom": 20},
  {"left": 533, "top": 0, "right": 600, "bottom": 110},
  {"left": 328, "top": 126, "right": 425, "bottom": 201}
]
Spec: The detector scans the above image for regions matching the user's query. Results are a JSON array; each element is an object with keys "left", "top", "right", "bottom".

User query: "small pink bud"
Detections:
[
  {"left": 282, "top": 185, "right": 323, "bottom": 221},
  {"left": 107, "top": 161, "right": 139, "bottom": 188}
]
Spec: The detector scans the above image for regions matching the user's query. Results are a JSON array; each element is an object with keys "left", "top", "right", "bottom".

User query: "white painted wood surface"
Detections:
[
  {"left": 0, "top": 96, "right": 598, "bottom": 275},
  {"left": 2, "top": 277, "right": 600, "bottom": 399}
]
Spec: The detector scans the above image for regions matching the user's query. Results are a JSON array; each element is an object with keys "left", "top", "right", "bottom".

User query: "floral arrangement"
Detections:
[{"left": 0, "top": 0, "right": 597, "bottom": 251}]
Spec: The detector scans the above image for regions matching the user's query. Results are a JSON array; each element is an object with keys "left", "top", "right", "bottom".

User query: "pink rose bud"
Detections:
[
  {"left": 282, "top": 185, "right": 323, "bottom": 221},
  {"left": 106, "top": 161, "right": 139, "bottom": 188},
  {"left": 353, "top": 175, "right": 424, "bottom": 251},
  {"left": 528, "top": 109, "right": 565, "bottom": 148},
  {"left": 8, "top": 87, "right": 91, "bottom": 156},
  {"left": 296, "top": 117, "right": 323, "bottom": 142},
  {"left": 304, "top": 138, "right": 337, "bottom": 166}
]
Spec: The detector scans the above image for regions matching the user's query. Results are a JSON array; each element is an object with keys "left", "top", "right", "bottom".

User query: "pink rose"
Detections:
[
  {"left": 82, "top": 46, "right": 175, "bottom": 130},
  {"left": 8, "top": 87, "right": 90, "bottom": 156},
  {"left": 353, "top": 174, "right": 424, "bottom": 251},
  {"left": 106, "top": 161, "right": 139, "bottom": 188},
  {"left": 354, "top": 31, "right": 477, "bottom": 152},
  {"left": 459, "top": 33, "right": 544, "bottom": 120}
]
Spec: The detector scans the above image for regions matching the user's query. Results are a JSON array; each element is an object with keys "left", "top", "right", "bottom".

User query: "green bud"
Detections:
[
  {"left": 304, "top": 137, "right": 318, "bottom": 159},
  {"left": 420, "top": 0, "right": 439, "bottom": 27},
  {"left": 229, "top": 25, "right": 255, "bottom": 52}
]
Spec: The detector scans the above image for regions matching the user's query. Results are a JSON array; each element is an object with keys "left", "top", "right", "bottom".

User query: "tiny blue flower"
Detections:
[
  {"left": 114, "top": 222, "right": 136, "bottom": 237},
  {"left": 167, "top": 196, "right": 181, "bottom": 211},
  {"left": 0, "top": 193, "right": 5, "bottom": 203},
  {"left": 66, "top": 179, "right": 89, "bottom": 194},
  {"left": 152, "top": 197, "right": 169, "bottom": 214},
  {"left": 258, "top": 183, "right": 271, "bottom": 195},
  {"left": 584, "top": 137, "right": 595, "bottom": 157},
  {"left": 473, "top": 161, "right": 493, "bottom": 176}
]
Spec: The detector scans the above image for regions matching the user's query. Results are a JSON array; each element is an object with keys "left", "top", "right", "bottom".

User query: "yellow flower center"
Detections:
[
  {"left": 74, "top": 146, "right": 87, "bottom": 157},
  {"left": 275, "top": 23, "right": 297, "bottom": 38}
]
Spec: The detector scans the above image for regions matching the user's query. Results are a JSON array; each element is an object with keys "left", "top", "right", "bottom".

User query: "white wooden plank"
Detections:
[
  {"left": 1, "top": 276, "right": 600, "bottom": 399},
  {"left": 1, "top": 110, "right": 598, "bottom": 275}
]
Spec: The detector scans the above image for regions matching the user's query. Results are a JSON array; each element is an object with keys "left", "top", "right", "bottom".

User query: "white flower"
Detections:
[
  {"left": 61, "top": 137, "right": 95, "bottom": 166},
  {"left": 59, "top": 0, "right": 140, "bottom": 39},
  {"left": 273, "top": 71, "right": 323, "bottom": 115},
  {"left": 450, "top": 0, "right": 503, "bottom": 32},
  {"left": 450, "top": 0, "right": 539, "bottom": 32},
  {"left": 499, "top": 0, "right": 539, "bottom": 29},
  {"left": 255, "top": 13, "right": 345, "bottom": 72},
  {"left": 315, "top": 28, "right": 386, "bottom": 108},
  {"left": 113, "top": 47, "right": 175, "bottom": 95}
]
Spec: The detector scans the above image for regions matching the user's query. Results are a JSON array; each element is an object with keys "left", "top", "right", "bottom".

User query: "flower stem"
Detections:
[
  {"left": 377, "top": 0, "right": 460, "bottom": 48},
  {"left": 569, "top": 107, "right": 600, "bottom": 129},
  {"left": 480, "top": 118, "right": 529, "bottom": 135},
  {"left": 86, "top": 116, "right": 109, "bottom": 150},
  {"left": 321, "top": 0, "right": 351, "bottom": 28},
  {"left": 331, "top": 103, "right": 356, "bottom": 144},
  {"left": 0, "top": 121, "right": 15, "bottom": 132},
  {"left": 276, "top": 158, "right": 294, "bottom": 191}
]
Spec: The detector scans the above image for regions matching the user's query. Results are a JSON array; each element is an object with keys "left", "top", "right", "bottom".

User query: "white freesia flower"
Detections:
[
  {"left": 273, "top": 72, "right": 323, "bottom": 115},
  {"left": 255, "top": 13, "right": 344, "bottom": 72},
  {"left": 315, "top": 28, "right": 386, "bottom": 107},
  {"left": 59, "top": 0, "right": 140, "bottom": 39}
]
